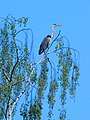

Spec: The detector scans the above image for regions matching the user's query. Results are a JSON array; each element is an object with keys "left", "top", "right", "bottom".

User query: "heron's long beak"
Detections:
[{"left": 53, "top": 24, "right": 62, "bottom": 27}]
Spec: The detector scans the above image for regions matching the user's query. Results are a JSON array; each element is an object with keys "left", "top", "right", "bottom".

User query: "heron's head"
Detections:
[{"left": 52, "top": 24, "right": 62, "bottom": 27}]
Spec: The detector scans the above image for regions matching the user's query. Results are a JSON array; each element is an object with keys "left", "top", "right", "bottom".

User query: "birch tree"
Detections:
[{"left": 0, "top": 15, "right": 80, "bottom": 120}]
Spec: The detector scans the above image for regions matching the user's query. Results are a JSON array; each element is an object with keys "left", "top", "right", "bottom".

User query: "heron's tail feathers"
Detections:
[{"left": 38, "top": 49, "right": 44, "bottom": 55}]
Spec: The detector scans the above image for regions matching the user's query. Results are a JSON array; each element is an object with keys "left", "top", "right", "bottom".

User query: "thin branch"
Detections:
[
  {"left": 10, "top": 49, "right": 19, "bottom": 82},
  {"left": 47, "top": 30, "right": 61, "bottom": 52},
  {"left": 47, "top": 46, "right": 80, "bottom": 60},
  {"left": 0, "top": 17, "right": 12, "bottom": 25},
  {"left": 0, "top": 83, "right": 5, "bottom": 88},
  {"left": 35, "top": 54, "right": 46, "bottom": 67},
  {"left": 14, "top": 28, "right": 32, "bottom": 37},
  {"left": 2, "top": 68, "right": 10, "bottom": 81},
  {"left": 15, "top": 28, "right": 34, "bottom": 61},
  {"left": 29, "top": 29, "right": 34, "bottom": 56},
  {"left": 48, "top": 59, "right": 56, "bottom": 80},
  {"left": 11, "top": 79, "right": 25, "bottom": 86},
  {"left": 58, "top": 35, "right": 70, "bottom": 47},
  {"left": 0, "top": 106, "right": 7, "bottom": 119}
]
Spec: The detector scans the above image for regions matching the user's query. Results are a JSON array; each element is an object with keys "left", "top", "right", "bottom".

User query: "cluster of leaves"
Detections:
[
  {"left": 29, "top": 98, "right": 43, "bottom": 120},
  {"left": 51, "top": 35, "right": 80, "bottom": 120},
  {"left": 48, "top": 79, "right": 58, "bottom": 118}
]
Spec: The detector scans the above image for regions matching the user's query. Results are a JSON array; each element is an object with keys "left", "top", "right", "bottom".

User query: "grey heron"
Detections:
[{"left": 38, "top": 24, "right": 61, "bottom": 55}]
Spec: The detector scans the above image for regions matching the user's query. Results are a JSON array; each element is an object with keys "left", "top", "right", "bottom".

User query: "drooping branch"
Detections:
[
  {"left": 48, "top": 58, "right": 56, "bottom": 80},
  {"left": 14, "top": 28, "right": 33, "bottom": 37},
  {"left": 47, "top": 46, "right": 80, "bottom": 66},
  {"left": 0, "top": 17, "right": 12, "bottom": 25}
]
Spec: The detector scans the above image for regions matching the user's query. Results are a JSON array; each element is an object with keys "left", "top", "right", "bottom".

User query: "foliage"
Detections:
[
  {"left": 0, "top": 15, "right": 80, "bottom": 120},
  {"left": 0, "top": 15, "right": 33, "bottom": 120}
]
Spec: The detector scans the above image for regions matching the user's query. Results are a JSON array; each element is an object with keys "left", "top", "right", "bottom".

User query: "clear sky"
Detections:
[{"left": 0, "top": 0, "right": 90, "bottom": 120}]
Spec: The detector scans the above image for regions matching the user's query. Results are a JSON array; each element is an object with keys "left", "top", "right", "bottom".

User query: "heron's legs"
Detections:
[{"left": 44, "top": 51, "right": 49, "bottom": 61}]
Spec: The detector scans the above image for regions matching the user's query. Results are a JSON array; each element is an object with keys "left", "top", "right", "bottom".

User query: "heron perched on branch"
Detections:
[{"left": 38, "top": 24, "right": 61, "bottom": 55}]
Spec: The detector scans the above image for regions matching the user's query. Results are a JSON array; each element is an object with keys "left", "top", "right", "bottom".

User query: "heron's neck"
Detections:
[{"left": 51, "top": 26, "right": 54, "bottom": 39}]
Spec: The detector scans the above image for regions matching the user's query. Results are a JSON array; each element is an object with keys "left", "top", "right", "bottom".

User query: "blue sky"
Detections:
[{"left": 0, "top": 0, "right": 90, "bottom": 119}]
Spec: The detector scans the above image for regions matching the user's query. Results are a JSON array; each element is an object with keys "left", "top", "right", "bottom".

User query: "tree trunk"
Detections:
[{"left": 7, "top": 108, "right": 12, "bottom": 120}]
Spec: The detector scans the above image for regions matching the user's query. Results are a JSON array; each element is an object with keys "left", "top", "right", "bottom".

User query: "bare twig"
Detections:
[
  {"left": 0, "top": 17, "right": 12, "bottom": 25},
  {"left": 47, "top": 30, "right": 61, "bottom": 52},
  {"left": 14, "top": 28, "right": 32, "bottom": 37}
]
